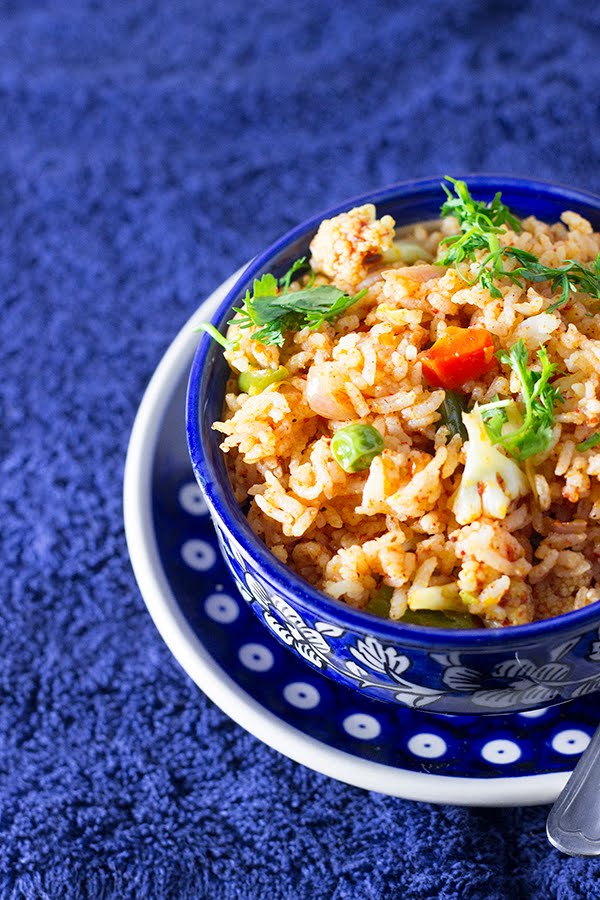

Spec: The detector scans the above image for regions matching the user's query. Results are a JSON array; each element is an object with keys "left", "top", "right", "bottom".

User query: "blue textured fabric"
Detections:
[{"left": 2, "top": 1, "right": 600, "bottom": 897}]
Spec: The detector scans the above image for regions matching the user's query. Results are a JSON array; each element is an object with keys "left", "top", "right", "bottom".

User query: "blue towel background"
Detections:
[{"left": 3, "top": 1, "right": 600, "bottom": 896}]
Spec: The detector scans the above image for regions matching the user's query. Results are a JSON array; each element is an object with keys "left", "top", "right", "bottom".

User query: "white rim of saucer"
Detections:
[{"left": 123, "top": 271, "right": 572, "bottom": 807}]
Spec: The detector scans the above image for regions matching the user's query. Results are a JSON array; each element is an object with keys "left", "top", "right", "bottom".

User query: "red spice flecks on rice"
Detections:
[{"left": 215, "top": 203, "right": 600, "bottom": 626}]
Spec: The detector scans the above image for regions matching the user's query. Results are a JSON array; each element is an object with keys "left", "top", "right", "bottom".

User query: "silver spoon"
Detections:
[{"left": 547, "top": 724, "right": 600, "bottom": 855}]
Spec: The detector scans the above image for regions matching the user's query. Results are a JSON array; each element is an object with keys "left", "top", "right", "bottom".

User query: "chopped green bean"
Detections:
[
  {"left": 331, "top": 424, "right": 384, "bottom": 473},
  {"left": 238, "top": 366, "right": 289, "bottom": 396},
  {"left": 439, "top": 390, "right": 468, "bottom": 441},
  {"left": 577, "top": 432, "right": 600, "bottom": 452},
  {"left": 364, "top": 585, "right": 393, "bottom": 618},
  {"left": 400, "top": 609, "right": 482, "bottom": 629}
]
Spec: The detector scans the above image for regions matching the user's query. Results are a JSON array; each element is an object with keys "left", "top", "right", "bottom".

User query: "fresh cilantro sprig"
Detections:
[
  {"left": 228, "top": 259, "right": 366, "bottom": 347},
  {"left": 198, "top": 257, "right": 367, "bottom": 349},
  {"left": 479, "top": 340, "right": 563, "bottom": 461},
  {"left": 502, "top": 247, "right": 600, "bottom": 312},
  {"left": 439, "top": 177, "right": 600, "bottom": 310},
  {"left": 438, "top": 177, "right": 521, "bottom": 299},
  {"left": 479, "top": 396, "right": 511, "bottom": 444},
  {"left": 278, "top": 257, "right": 308, "bottom": 292},
  {"left": 196, "top": 322, "right": 231, "bottom": 349}
]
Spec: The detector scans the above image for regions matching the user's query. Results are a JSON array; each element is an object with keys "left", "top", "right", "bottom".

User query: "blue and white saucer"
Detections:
[{"left": 124, "top": 274, "right": 599, "bottom": 807}]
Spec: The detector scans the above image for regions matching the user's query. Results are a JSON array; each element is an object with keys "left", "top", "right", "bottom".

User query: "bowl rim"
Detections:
[{"left": 187, "top": 173, "right": 600, "bottom": 648}]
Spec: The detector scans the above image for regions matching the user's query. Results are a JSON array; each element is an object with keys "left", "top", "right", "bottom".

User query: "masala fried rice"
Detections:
[{"left": 210, "top": 192, "right": 600, "bottom": 628}]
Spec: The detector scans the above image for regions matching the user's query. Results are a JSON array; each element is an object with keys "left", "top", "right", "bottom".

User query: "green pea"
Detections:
[
  {"left": 439, "top": 390, "right": 468, "bottom": 442},
  {"left": 238, "top": 366, "right": 289, "bottom": 396},
  {"left": 364, "top": 584, "right": 393, "bottom": 618},
  {"left": 331, "top": 424, "right": 384, "bottom": 473},
  {"left": 400, "top": 609, "right": 482, "bottom": 629}
]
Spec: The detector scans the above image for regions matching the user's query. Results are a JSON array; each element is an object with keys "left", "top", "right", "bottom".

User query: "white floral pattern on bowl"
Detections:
[
  {"left": 219, "top": 550, "right": 600, "bottom": 714},
  {"left": 188, "top": 177, "right": 600, "bottom": 717}
]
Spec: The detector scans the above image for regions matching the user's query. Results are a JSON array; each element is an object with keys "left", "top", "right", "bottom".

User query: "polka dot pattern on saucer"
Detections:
[
  {"left": 283, "top": 682, "right": 321, "bottom": 710},
  {"left": 343, "top": 714, "right": 382, "bottom": 741},
  {"left": 153, "top": 464, "right": 600, "bottom": 780},
  {"left": 551, "top": 729, "right": 591, "bottom": 755},
  {"left": 238, "top": 643, "right": 275, "bottom": 673},
  {"left": 178, "top": 481, "right": 209, "bottom": 516},
  {"left": 181, "top": 539, "right": 217, "bottom": 572},
  {"left": 407, "top": 734, "right": 447, "bottom": 760},
  {"left": 204, "top": 593, "right": 240, "bottom": 624},
  {"left": 481, "top": 740, "right": 522, "bottom": 765}
]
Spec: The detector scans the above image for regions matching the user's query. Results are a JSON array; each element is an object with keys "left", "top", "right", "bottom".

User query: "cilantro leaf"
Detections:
[
  {"left": 438, "top": 179, "right": 600, "bottom": 311},
  {"left": 195, "top": 322, "right": 232, "bottom": 348},
  {"left": 279, "top": 257, "right": 309, "bottom": 292},
  {"left": 503, "top": 248, "right": 600, "bottom": 312},
  {"left": 479, "top": 340, "right": 562, "bottom": 461},
  {"left": 440, "top": 178, "right": 521, "bottom": 235},
  {"left": 438, "top": 177, "right": 521, "bottom": 298},
  {"left": 227, "top": 260, "right": 366, "bottom": 347},
  {"left": 479, "top": 396, "right": 510, "bottom": 444}
]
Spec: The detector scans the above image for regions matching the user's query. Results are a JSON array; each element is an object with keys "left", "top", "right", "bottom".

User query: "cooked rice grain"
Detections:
[{"left": 213, "top": 203, "right": 600, "bottom": 626}]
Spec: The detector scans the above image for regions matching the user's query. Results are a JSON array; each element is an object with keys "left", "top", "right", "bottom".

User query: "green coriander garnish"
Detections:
[
  {"left": 229, "top": 258, "right": 366, "bottom": 347},
  {"left": 278, "top": 257, "right": 309, "bottom": 292},
  {"left": 438, "top": 177, "right": 521, "bottom": 299},
  {"left": 195, "top": 322, "right": 232, "bottom": 349},
  {"left": 479, "top": 340, "right": 562, "bottom": 461},
  {"left": 502, "top": 247, "right": 600, "bottom": 313},
  {"left": 439, "top": 177, "right": 600, "bottom": 310},
  {"left": 197, "top": 257, "right": 365, "bottom": 349}
]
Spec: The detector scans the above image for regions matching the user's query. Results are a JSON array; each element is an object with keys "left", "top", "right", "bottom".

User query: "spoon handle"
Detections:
[{"left": 547, "top": 725, "right": 600, "bottom": 856}]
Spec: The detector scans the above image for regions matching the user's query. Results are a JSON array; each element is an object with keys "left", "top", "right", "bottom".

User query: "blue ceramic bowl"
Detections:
[{"left": 187, "top": 175, "right": 600, "bottom": 715}]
